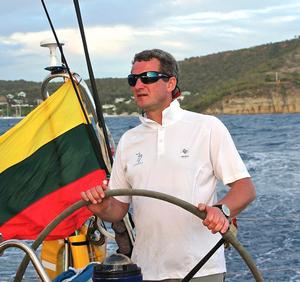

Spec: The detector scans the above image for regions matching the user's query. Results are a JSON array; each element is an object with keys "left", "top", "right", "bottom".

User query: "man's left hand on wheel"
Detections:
[{"left": 198, "top": 203, "right": 230, "bottom": 234}]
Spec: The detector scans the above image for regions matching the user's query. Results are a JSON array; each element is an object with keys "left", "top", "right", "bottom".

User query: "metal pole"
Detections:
[{"left": 0, "top": 240, "right": 51, "bottom": 282}]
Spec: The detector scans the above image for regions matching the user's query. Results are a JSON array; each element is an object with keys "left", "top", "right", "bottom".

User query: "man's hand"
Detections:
[
  {"left": 198, "top": 204, "right": 230, "bottom": 234},
  {"left": 80, "top": 179, "right": 111, "bottom": 216},
  {"left": 80, "top": 179, "right": 108, "bottom": 205},
  {"left": 80, "top": 180, "right": 129, "bottom": 223}
]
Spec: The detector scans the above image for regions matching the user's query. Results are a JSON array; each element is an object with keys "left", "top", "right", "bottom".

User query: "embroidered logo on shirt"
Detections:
[
  {"left": 134, "top": 152, "right": 143, "bottom": 166},
  {"left": 180, "top": 148, "right": 189, "bottom": 158}
]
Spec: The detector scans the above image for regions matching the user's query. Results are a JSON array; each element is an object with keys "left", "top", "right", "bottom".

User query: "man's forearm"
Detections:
[
  {"left": 87, "top": 197, "right": 129, "bottom": 223},
  {"left": 218, "top": 177, "right": 256, "bottom": 218}
]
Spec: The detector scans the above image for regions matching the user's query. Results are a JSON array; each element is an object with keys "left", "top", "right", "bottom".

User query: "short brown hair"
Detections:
[
  {"left": 132, "top": 49, "right": 180, "bottom": 98},
  {"left": 132, "top": 49, "right": 179, "bottom": 80}
]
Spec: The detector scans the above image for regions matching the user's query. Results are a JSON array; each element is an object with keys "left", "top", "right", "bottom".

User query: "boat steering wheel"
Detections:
[{"left": 15, "top": 189, "right": 264, "bottom": 282}]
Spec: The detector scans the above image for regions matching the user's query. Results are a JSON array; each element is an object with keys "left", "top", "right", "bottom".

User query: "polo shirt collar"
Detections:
[{"left": 139, "top": 99, "right": 184, "bottom": 128}]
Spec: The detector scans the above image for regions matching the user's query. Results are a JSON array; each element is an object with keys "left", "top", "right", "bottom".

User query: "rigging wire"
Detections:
[
  {"left": 40, "top": 0, "right": 109, "bottom": 174},
  {"left": 73, "top": 0, "right": 114, "bottom": 167},
  {"left": 40, "top": 0, "right": 89, "bottom": 125}
]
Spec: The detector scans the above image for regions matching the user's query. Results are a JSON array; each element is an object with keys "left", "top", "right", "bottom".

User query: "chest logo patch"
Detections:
[
  {"left": 180, "top": 148, "right": 189, "bottom": 158},
  {"left": 134, "top": 152, "right": 143, "bottom": 166}
]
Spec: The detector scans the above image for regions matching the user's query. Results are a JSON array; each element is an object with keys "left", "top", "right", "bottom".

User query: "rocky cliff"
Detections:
[{"left": 204, "top": 83, "right": 300, "bottom": 114}]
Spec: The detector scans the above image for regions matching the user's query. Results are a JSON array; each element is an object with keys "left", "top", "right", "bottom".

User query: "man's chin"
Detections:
[{"left": 136, "top": 101, "right": 148, "bottom": 111}]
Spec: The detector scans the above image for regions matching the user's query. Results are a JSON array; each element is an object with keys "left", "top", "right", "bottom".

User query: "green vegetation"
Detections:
[
  {"left": 1, "top": 37, "right": 300, "bottom": 116},
  {"left": 178, "top": 37, "right": 300, "bottom": 111}
]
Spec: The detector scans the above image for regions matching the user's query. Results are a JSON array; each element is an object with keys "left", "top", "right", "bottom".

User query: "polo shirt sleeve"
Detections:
[
  {"left": 108, "top": 135, "right": 132, "bottom": 204},
  {"left": 210, "top": 117, "right": 250, "bottom": 185}
]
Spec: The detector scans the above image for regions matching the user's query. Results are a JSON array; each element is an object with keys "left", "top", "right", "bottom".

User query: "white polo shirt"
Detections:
[{"left": 109, "top": 100, "right": 250, "bottom": 280}]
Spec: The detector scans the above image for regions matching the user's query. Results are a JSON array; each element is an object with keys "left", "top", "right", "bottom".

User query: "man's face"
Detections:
[{"left": 130, "top": 58, "right": 176, "bottom": 114}]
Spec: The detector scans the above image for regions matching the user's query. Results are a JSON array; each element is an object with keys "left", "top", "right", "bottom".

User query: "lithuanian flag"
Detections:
[{"left": 0, "top": 80, "right": 106, "bottom": 240}]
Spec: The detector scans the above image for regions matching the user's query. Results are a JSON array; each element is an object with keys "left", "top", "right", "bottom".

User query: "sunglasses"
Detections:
[{"left": 127, "top": 71, "right": 170, "bottom": 87}]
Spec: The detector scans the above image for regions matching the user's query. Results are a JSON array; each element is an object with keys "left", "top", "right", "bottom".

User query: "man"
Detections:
[{"left": 81, "top": 49, "right": 256, "bottom": 281}]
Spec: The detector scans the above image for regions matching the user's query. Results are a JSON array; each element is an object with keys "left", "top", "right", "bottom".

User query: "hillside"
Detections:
[
  {"left": 1, "top": 37, "right": 300, "bottom": 116},
  {"left": 179, "top": 37, "right": 300, "bottom": 114}
]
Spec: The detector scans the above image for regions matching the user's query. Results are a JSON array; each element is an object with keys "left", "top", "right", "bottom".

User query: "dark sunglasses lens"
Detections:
[
  {"left": 128, "top": 75, "right": 137, "bottom": 86},
  {"left": 140, "top": 72, "right": 161, "bottom": 84},
  {"left": 140, "top": 76, "right": 159, "bottom": 84},
  {"left": 128, "top": 72, "right": 168, "bottom": 86}
]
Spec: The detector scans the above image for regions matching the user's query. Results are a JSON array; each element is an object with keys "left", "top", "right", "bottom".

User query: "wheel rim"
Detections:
[{"left": 15, "top": 189, "right": 264, "bottom": 282}]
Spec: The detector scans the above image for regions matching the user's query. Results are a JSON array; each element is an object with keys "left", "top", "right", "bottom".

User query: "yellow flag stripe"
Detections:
[{"left": 0, "top": 80, "right": 89, "bottom": 173}]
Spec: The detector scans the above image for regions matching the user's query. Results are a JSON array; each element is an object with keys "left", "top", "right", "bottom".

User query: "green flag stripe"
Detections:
[{"left": 0, "top": 124, "right": 102, "bottom": 224}]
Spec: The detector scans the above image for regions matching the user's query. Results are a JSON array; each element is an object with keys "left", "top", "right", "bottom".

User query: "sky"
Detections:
[{"left": 0, "top": 0, "right": 300, "bottom": 82}]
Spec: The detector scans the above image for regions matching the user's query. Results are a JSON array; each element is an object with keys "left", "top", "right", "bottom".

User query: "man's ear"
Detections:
[{"left": 167, "top": 77, "right": 177, "bottom": 93}]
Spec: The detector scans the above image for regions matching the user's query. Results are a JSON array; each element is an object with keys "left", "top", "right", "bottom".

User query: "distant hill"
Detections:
[
  {"left": 179, "top": 37, "right": 300, "bottom": 114},
  {"left": 1, "top": 37, "right": 300, "bottom": 116}
]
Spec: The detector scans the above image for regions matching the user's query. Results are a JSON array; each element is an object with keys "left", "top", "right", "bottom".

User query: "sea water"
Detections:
[{"left": 0, "top": 114, "right": 299, "bottom": 281}]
